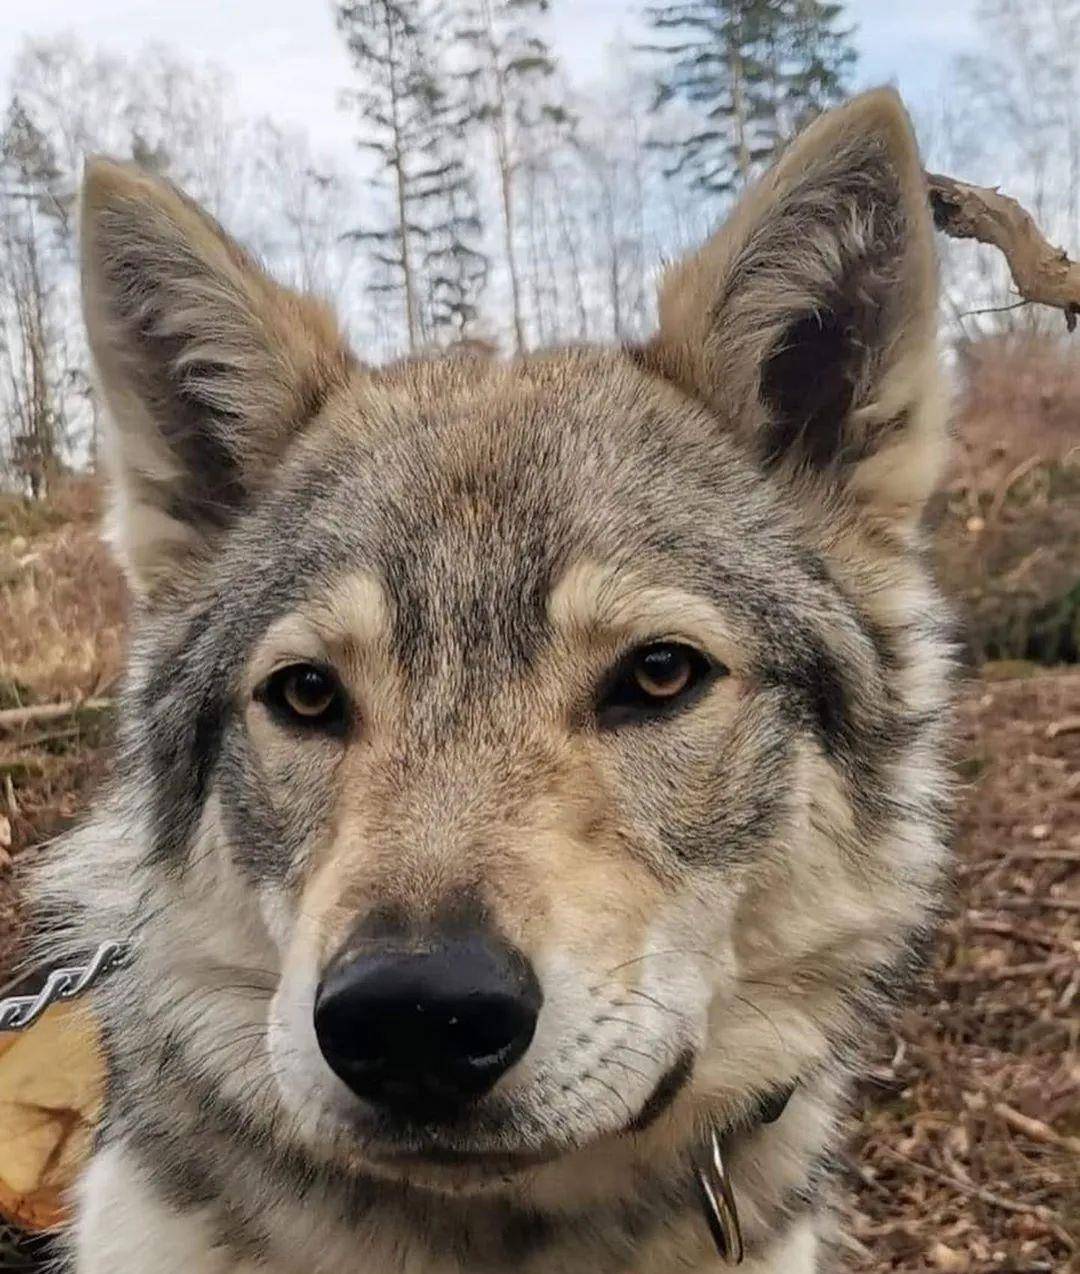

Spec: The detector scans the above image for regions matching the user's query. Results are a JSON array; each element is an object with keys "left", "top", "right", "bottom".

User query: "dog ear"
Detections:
[
  {"left": 81, "top": 159, "right": 354, "bottom": 595},
  {"left": 641, "top": 89, "right": 945, "bottom": 528}
]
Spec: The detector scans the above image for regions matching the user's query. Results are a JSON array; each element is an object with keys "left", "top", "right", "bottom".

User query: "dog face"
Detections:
[{"left": 79, "top": 91, "right": 951, "bottom": 1192}]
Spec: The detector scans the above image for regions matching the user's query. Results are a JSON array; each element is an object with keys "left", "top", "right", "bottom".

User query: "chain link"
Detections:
[{"left": 0, "top": 940, "right": 133, "bottom": 1032}]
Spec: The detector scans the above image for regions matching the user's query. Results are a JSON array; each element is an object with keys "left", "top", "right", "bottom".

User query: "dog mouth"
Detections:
[
  {"left": 352, "top": 1049, "right": 697, "bottom": 1178},
  {"left": 369, "top": 1145, "right": 561, "bottom": 1176},
  {"left": 624, "top": 1048, "right": 696, "bottom": 1133}
]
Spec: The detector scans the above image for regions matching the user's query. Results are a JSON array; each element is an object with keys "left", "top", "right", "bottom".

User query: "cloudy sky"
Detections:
[{"left": 1, "top": 0, "right": 979, "bottom": 166}]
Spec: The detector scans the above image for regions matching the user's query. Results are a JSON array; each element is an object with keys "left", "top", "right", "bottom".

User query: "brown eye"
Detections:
[
  {"left": 597, "top": 641, "right": 722, "bottom": 728},
  {"left": 633, "top": 645, "right": 693, "bottom": 698},
  {"left": 261, "top": 664, "right": 346, "bottom": 732}
]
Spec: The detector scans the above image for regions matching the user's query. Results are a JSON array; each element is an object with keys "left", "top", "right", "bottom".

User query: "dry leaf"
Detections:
[
  {"left": 0, "top": 1000, "right": 105, "bottom": 1231},
  {"left": 929, "top": 1240, "right": 969, "bottom": 1270}
]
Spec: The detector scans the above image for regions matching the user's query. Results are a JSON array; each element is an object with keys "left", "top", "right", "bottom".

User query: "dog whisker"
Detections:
[
  {"left": 732, "top": 993, "right": 788, "bottom": 1052},
  {"left": 609, "top": 1041, "right": 664, "bottom": 1068},
  {"left": 581, "top": 1071, "right": 635, "bottom": 1124},
  {"left": 595, "top": 1014, "right": 655, "bottom": 1033},
  {"left": 602, "top": 947, "right": 723, "bottom": 978},
  {"left": 620, "top": 986, "right": 685, "bottom": 1018},
  {"left": 598, "top": 1053, "right": 649, "bottom": 1084}
]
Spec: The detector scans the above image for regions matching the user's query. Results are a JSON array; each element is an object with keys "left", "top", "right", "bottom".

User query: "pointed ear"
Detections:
[
  {"left": 81, "top": 158, "right": 354, "bottom": 595},
  {"left": 642, "top": 89, "right": 946, "bottom": 527}
]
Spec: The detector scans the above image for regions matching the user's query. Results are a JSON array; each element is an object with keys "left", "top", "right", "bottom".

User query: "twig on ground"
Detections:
[
  {"left": 995, "top": 897, "right": 1080, "bottom": 914},
  {"left": 0, "top": 698, "right": 112, "bottom": 732},
  {"left": 993, "top": 1102, "right": 1080, "bottom": 1157},
  {"left": 958, "top": 850, "right": 1080, "bottom": 875},
  {"left": 882, "top": 1145, "right": 1068, "bottom": 1233},
  {"left": 963, "top": 914, "right": 1077, "bottom": 951},
  {"left": 1046, "top": 716, "right": 1080, "bottom": 739},
  {"left": 940, "top": 957, "right": 1073, "bottom": 983}
]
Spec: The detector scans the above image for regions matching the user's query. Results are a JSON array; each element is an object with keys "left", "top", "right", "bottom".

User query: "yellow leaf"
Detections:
[{"left": 0, "top": 999, "right": 105, "bottom": 1231}]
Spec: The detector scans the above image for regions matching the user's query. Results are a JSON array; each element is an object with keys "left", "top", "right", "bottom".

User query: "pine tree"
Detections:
[
  {"left": 643, "top": 0, "right": 854, "bottom": 199},
  {"left": 777, "top": 1, "right": 856, "bottom": 135},
  {"left": 420, "top": 30, "right": 490, "bottom": 343},
  {"left": 453, "top": 0, "right": 574, "bottom": 354},
  {"left": 336, "top": 0, "right": 488, "bottom": 352},
  {"left": 423, "top": 170, "right": 489, "bottom": 339}
]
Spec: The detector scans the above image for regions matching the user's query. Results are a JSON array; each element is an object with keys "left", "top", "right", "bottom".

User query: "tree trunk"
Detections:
[
  {"left": 25, "top": 214, "right": 52, "bottom": 498},
  {"left": 728, "top": 23, "right": 752, "bottom": 189},
  {"left": 393, "top": 150, "right": 419, "bottom": 353},
  {"left": 481, "top": 0, "right": 527, "bottom": 355},
  {"left": 598, "top": 168, "right": 622, "bottom": 339},
  {"left": 499, "top": 152, "right": 527, "bottom": 355},
  {"left": 553, "top": 178, "right": 589, "bottom": 339},
  {"left": 384, "top": 6, "right": 419, "bottom": 353}
]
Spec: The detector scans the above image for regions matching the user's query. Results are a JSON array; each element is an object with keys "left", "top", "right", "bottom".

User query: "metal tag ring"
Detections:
[{"left": 693, "top": 1127, "right": 745, "bottom": 1265}]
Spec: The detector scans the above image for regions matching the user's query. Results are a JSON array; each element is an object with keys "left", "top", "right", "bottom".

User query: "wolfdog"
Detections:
[{"left": 28, "top": 88, "right": 953, "bottom": 1273}]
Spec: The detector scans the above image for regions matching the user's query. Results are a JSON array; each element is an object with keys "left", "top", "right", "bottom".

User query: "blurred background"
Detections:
[{"left": 0, "top": 3, "right": 1077, "bottom": 1273}]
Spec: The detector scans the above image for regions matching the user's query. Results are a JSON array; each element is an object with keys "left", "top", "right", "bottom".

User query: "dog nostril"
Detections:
[{"left": 313, "top": 933, "right": 542, "bottom": 1118}]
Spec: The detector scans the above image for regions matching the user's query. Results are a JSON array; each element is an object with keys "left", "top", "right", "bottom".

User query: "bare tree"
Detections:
[
  {"left": 0, "top": 97, "right": 68, "bottom": 495},
  {"left": 576, "top": 69, "right": 654, "bottom": 342},
  {"left": 455, "top": 0, "right": 573, "bottom": 354},
  {"left": 0, "top": 36, "right": 362, "bottom": 479},
  {"left": 9, "top": 37, "right": 240, "bottom": 221},
  {"left": 248, "top": 120, "right": 361, "bottom": 304},
  {"left": 337, "top": 0, "right": 488, "bottom": 353}
]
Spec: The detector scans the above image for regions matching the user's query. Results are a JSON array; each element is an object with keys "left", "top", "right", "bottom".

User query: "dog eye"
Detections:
[
  {"left": 260, "top": 664, "right": 346, "bottom": 731},
  {"left": 633, "top": 645, "right": 695, "bottom": 698},
  {"left": 596, "top": 642, "right": 723, "bottom": 727}
]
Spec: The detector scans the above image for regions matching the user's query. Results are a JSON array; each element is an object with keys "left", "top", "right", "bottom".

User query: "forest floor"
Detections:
[
  {"left": 0, "top": 487, "right": 1077, "bottom": 1273},
  {"left": 842, "top": 668, "right": 1079, "bottom": 1273}
]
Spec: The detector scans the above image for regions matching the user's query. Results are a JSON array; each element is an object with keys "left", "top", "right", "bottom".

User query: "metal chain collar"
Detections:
[{"left": 0, "top": 940, "right": 133, "bottom": 1032}]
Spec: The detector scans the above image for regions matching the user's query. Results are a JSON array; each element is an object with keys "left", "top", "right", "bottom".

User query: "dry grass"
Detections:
[
  {"left": 0, "top": 477, "right": 127, "bottom": 709},
  {"left": 935, "top": 335, "right": 1080, "bottom": 665},
  {"left": 0, "top": 477, "right": 126, "bottom": 975}
]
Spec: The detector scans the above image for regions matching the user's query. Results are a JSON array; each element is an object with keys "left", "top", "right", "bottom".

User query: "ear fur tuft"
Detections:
[
  {"left": 642, "top": 89, "right": 946, "bottom": 527},
  {"left": 81, "top": 157, "right": 354, "bottom": 594}
]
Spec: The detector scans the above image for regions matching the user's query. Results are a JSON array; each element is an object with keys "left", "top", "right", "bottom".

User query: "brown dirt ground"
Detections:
[
  {"left": 842, "top": 668, "right": 1080, "bottom": 1274},
  {"left": 0, "top": 483, "right": 1077, "bottom": 1272}
]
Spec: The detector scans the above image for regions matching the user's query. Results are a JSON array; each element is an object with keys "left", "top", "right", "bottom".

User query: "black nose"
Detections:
[{"left": 314, "top": 934, "right": 542, "bottom": 1117}]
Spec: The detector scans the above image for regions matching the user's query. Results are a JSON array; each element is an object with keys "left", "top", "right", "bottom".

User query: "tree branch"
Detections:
[
  {"left": 927, "top": 171, "right": 1080, "bottom": 332},
  {"left": 0, "top": 698, "right": 112, "bottom": 733}
]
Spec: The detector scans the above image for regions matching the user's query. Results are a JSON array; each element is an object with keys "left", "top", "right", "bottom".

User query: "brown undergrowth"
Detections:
[
  {"left": 935, "top": 335, "right": 1080, "bottom": 666},
  {"left": 842, "top": 669, "right": 1080, "bottom": 1273}
]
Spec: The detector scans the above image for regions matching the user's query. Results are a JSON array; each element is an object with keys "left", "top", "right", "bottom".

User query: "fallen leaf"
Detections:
[
  {"left": 0, "top": 1000, "right": 105, "bottom": 1231},
  {"left": 929, "top": 1240, "right": 969, "bottom": 1270}
]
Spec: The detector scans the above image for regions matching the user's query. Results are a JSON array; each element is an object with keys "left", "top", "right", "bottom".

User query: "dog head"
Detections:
[{"left": 80, "top": 89, "right": 951, "bottom": 1194}]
